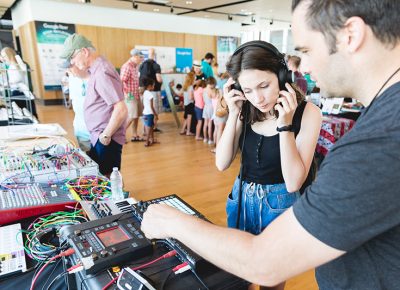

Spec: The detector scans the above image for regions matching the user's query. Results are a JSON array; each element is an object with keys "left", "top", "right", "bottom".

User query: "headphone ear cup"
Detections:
[{"left": 278, "top": 69, "right": 295, "bottom": 90}]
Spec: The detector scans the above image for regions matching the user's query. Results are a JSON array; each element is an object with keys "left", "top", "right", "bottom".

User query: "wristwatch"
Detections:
[
  {"left": 102, "top": 133, "right": 110, "bottom": 139},
  {"left": 276, "top": 125, "right": 295, "bottom": 132}
]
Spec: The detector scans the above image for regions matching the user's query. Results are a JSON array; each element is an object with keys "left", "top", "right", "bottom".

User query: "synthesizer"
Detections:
[
  {"left": 131, "top": 194, "right": 216, "bottom": 274},
  {"left": 60, "top": 213, "right": 152, "bottom": 274},
  {"left": 80, "top": 197, "right": 136, "bottom": 221},
  {"left": 0, "top": 183, "right": 77, "bottom": 225}
]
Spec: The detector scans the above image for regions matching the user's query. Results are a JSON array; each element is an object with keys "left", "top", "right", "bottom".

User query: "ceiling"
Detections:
[
  {"left": 0, "top": 0, "right": 16, "bottom": 19},
  {"left": 58, "top": 0, "right": 293, "bottom": 25}
]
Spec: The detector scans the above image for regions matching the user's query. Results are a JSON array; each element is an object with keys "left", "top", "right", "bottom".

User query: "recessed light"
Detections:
[
  {"left": 153, "top": 8, "right": 160, "bottom": 12},
  {"left": 241, "top": 9, "right": 247, "bottom": 12},
  {"left": 186, "top": 1, "right": 192, "bottom": 4},
  {"left": 204, "top": 15, "right": 210, "bottom": 18}
]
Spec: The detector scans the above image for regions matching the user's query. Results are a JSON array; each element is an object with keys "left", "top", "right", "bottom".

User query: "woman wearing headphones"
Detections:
[{"left": 216, "top": 41, "right": 321, "bottom": 290}]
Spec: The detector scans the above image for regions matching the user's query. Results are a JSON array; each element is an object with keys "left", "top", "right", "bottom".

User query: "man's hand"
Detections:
[
  {"left": 99, "top": 132, "right": 111, "bottom": 146},
  {"left": 141, "top": 204, "right": 184, "bottom": 239}
]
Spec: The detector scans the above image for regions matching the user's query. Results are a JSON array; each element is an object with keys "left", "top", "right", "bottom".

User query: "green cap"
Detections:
[{"left": 60, "top": 33, "right": 94, "bottom": 60}]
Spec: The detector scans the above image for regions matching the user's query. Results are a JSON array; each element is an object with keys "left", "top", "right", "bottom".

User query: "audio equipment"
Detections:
[
  {"left": 80, "top": 197, "right": 136, "bottom": 220},
  {"left": 231, "top": 40, "right": 295, "bottom": 91},
  {"left": 0, "top": 223, "right": 27, "bottom": 278},
  {"left": 0, "top": 149, "right": 98, "bottom": 184},
  {"left": 117, "top": 267, "right": 157, "bottom": 290},
  {"left": 131, "top": 194, "right": 216, "bottom": 273},
  {"left": 0, "top": 183, "right": 77, "bottom": 225},
  {"left": 60, "top": 213, "right": 152, "bottom": 274}
]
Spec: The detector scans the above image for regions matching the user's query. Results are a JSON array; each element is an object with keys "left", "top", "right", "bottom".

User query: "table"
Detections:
[{"left": 316, "top": 115, "right": 355, "bottom": 156}]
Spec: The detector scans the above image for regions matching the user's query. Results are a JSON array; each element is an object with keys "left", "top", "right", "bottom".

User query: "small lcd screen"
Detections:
[{"left": 96, "top": 226, "right": 130, "bottom": 247}]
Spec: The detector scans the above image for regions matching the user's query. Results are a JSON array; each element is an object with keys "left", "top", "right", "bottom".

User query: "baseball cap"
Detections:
[
  {"left": 130, "top": 48, "right": 144, "bottom": 57},
  {"left": 60, "top": 33, "right": 93, "bottom": 61},
  {"left": 193, "top": 60, "right": 201, "bottom": 67}
]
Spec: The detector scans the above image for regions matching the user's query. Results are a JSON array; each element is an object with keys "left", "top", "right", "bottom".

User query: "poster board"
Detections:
[
  {"left": 35, "top": 21, "right": 75, "bottom": 90},
  {"left": 217, "top": 36, "right": 238, "bottom": 74},
  {"left": 134, "top": 45, "right": 193, "bottom": 73}
]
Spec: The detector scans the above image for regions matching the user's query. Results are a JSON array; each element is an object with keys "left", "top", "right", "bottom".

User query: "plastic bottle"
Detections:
[{"left": 110, "top": 167, "right": 124, "bottom": 201}]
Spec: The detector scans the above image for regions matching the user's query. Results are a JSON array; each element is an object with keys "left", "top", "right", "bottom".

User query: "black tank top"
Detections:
[{"left": 239, "top": 101, "right": 309, "bottom": 185}]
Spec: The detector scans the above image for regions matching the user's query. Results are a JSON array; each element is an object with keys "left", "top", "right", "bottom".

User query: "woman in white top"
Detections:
[{"left": 1, "top": 47, "right": 38, "bottom": 119}]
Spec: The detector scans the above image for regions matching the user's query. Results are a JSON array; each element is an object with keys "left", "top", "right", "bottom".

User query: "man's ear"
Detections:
[{"left": 340, "top": 16, "right": 367, "bottom": 53}]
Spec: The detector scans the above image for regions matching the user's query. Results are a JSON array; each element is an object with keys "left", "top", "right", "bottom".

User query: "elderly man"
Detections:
[
  {"left": 141, "top": 1, "right": 400, "bottom": 289},
  {"left": 120, "top": 48, "right": 144, "bottom": 142},
  {"left": 60, "top": 33, "right": 127, "bottom": 176}
]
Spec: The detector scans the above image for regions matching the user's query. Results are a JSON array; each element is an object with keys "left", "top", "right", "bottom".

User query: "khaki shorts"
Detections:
[
  {"left": 126, "top": 97, "right": 143, "bottom": 119},
  {"left": 151, "top": 91, "right": 162, "bottom": 114}
]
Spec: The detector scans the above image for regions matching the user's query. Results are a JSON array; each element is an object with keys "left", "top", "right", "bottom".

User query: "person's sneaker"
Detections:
[
  {"left": 203, "top": 138, "right": 208, "bottom": 143},
  {"left": 208, "top": 140, "right": 214, "bottom": 145}
]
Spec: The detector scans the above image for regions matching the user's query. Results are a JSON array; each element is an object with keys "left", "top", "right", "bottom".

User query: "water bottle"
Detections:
[{"left": 110, "top": 167, "right": 124, "bottom": 201}]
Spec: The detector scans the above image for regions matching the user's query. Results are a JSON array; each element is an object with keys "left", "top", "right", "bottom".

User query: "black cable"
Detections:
[
  {"left": 160, "top": 270, "right": 174, "bottom": 290},
  {"left": 41, "top": 258, "right": 62, "bottom": 290},
  {"left": 236, "top": 102, "right": 248, "bottom": 229},
  {"left": 45, "top": 271, "right": 67, "bottom": 290},
  {"left": 191, "top": 269, "right": 210, "bottom": 290}
]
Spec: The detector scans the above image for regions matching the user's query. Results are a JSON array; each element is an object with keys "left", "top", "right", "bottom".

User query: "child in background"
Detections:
[
  {"left": 176, "top": 83, "right": 184, "bottom": 109},
  {"left": 193, "top": 79, "right": 206, "bottom": 141},
  {"left": 180, "top": 72, "right": 195, "bottom": 135},
  {"left": 203, "top": 77, "right": 217, "bottom": 144},
  {"left": 142, "top": 77, "right": 158, "bottom": 147}
]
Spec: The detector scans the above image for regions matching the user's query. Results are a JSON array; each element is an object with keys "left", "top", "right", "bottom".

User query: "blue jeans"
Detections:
[{"left": 226, "top": 177, "right": 300, "bottom": 235}]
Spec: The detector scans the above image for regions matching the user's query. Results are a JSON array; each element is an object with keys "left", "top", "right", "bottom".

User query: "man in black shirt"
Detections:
[
  {"left": 141, "top": 1, "right": 400, "bottom": 289},
  {"left": 139, "top": 48, "right": 163, "bottom": 131}
]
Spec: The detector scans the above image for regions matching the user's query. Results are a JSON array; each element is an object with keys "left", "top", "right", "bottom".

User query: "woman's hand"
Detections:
[
  {"left": 223, "top": 78, "right": 247, "bottom": 115},
  {"left": 274, "top": 83, "right": 298, "bottom": 128}
]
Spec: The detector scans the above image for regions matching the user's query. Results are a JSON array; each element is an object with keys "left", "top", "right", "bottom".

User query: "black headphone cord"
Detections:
[{"left": 236, "top": 102, "right": 248, "bottom": 229}]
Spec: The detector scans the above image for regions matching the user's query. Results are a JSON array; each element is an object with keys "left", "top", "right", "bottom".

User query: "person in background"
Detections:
[
  {"left": 193, "top": 80, "right": 206, "bottom": 141},
  {"left": 120, "top": 48, "right": 144, "bottom": 142},
  {"left": 139, "top": 48, "right": 163, "bottom": 132},
  {"left": 141, "top": 1, "right": 400, "bottom": 290},
  {"left": 202, "top": 77, "right": 217, "bottom": 145},
  {"left": 287, "top": 55, "right": 308, "bottom": 95},
  {"left": 60, "top": 33, "right": 128, "bottom": 177},
  {"left": 142, "top": 77, "right": 158, "bottom": 147},
  {"left": 201, "top": 52, "right": 215, "bottom": 78},
  {"left": 0, "top": 47, "right": 38, "bottom": 119},
  {"left": 66, "top": 64, "right": 91, "bottom": 152},
  {"left": 179, "top": 71, "right": 195, "bottom": 136},
  {"left": 193, "top": 60, "right": 206, "bottom": 81}
]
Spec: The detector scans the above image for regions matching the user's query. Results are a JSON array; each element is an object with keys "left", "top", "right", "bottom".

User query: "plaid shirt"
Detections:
[{"left": 120, "top": 59, "right": 140, "bottom": 100}]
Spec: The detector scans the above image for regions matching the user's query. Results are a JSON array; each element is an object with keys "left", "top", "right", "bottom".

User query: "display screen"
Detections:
[{"left": 96, "top": 226, "right": 130, "bottom": 247}]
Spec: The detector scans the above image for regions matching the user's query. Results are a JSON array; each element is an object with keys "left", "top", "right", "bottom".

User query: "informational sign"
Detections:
[
  {"left": 217, "top": 36, "right": 238, "bottom": 74},
  {"left": 175, "top": 48, "right": 193, "bottom": 73},
  {"left": 135, "top": 45, "right": 176, "bottom": 73},
  {"left": 35, "top": 21, "right": 75, "bottom": 90}
]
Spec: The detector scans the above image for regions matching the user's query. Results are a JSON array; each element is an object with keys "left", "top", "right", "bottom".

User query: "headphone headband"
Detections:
[{"left": 231, "top": 40, "right": 294, "bottom": 90}]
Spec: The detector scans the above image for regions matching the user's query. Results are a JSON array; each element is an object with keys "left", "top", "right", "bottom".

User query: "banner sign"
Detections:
[{"left": 35, "top": 21, "right": 75, "bottom": 90}]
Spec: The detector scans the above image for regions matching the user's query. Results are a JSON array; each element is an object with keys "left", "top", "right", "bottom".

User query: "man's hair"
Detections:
[
  {"left": 292, "top": 0, "right": 400, "bottom": 53},
  {"left": 204, "top": 52, "right": 215, "bottom": 60}
]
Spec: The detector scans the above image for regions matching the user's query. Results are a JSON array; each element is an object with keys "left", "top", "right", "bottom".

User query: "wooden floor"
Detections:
[{"left": 37, "top": 104, "right": 318, "bottom": 290}]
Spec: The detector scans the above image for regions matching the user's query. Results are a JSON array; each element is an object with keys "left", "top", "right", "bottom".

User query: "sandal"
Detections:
[
  {"left": 131, "top": 136, "right": 144, "bottom": 142},
  {"left": 179, "top": 131, "right": 186, "bottom": 135},
  {"left": 144, "top": 141, "right": 151, "bottom": 147}
]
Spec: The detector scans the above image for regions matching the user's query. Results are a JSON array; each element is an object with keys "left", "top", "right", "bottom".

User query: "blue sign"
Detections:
[{"left": 175, "top": 48, "right": 193, "bottom": 73}]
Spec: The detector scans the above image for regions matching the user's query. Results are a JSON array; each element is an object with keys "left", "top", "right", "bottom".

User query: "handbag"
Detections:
[{"left": 215, "top": 93, "right": 229, "bottom": 117}]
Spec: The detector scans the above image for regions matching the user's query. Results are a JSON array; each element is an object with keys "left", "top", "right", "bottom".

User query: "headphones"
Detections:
[{"left": 231, "top": 40, "right": 295, "bottom": 90}]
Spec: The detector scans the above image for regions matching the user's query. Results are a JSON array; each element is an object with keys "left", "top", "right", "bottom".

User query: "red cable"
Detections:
[
  {"left": 30, "top": 248, "right": 75, "bottom": 290},
  {"left": 101, "top": 250, "right": 177, "bottom": 290}
]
